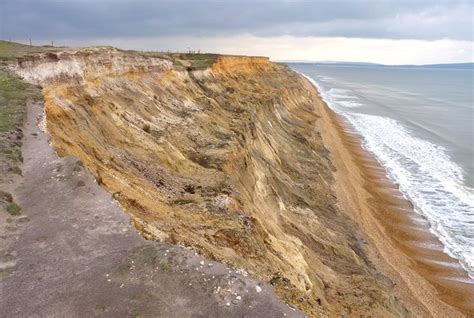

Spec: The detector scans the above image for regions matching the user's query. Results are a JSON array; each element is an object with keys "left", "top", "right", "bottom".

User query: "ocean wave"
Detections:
[
  {"left": 319, "top": 86, "right": 363, "bottom": 109},
  {"left": 317, "top": 76, "right": 335, "bottom": 83},
  {"left": 301, "top": 72, "right": 474, "bottom": 278},
  {"left": 345, "top": 113, "right": 474, "bottom": 277},
  {"left": 338, "top": 101, "right": 364, "bottom": 108},
  {"left": 328, "top": 88, "right": 359, "bottom": 100}
]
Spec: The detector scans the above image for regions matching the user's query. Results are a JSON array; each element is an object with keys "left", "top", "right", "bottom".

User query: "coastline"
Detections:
[{"left": 301, "top": 75, "right": 474, "bottom": 316}]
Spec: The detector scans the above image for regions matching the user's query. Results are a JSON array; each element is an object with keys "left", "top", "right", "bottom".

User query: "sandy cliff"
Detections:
[{"left": 14, "top": 48, "right": 404, "bottom": 316}]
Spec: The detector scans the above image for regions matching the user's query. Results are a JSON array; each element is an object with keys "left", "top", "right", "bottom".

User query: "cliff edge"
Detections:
[{"left": 13, "top": 47, "right": 404, "bottom": 316}]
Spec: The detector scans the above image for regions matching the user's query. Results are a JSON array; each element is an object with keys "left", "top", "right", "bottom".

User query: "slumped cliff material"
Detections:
[{"left": 15, "top": 48, "right": 403, "bottom": 316}]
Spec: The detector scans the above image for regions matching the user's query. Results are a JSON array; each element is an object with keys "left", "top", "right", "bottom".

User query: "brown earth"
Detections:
[
  {"left": 0, "top": 98, "right": 303, "bottom": 318},
  {"left": 12, "top": 48, "right": 407, "bottom": 316}
]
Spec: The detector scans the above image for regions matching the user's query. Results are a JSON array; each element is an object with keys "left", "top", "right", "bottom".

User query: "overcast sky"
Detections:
[{"left": 1, "top": 0, "right": 473, "bottom": 64}]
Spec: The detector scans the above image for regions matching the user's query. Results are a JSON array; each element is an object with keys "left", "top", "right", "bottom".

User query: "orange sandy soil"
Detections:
[
  {"left": 15, "top": 51, "right": 405, "bottom": 316},
  {"left": 13, "top": 47, "right": 473, "bottom": 316},
  {"left": 306, "top": 77, "right": 474, "bottom": 317}
]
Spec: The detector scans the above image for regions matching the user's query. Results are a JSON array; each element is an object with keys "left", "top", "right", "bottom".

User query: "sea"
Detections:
[{"left": 289, "top": 63, "right": 474, "bottom": 278}]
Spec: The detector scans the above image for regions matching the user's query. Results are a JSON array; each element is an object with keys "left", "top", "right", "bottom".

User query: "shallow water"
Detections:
[{"left": 290, "top": 63, "right": 474, "bottom": 278}]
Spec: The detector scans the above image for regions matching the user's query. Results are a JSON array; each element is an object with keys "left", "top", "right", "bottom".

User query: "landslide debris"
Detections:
[{"left": 14, "top": 47, "right": 403, "bottom": 317}]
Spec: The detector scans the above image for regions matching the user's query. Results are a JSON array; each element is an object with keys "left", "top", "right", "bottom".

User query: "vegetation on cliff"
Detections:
[
  {"left": 13, "top": 47, "right": 403, "bottom": 316},
  {"left": 0, "top": 41, "right": 43, "bottom": 214}
]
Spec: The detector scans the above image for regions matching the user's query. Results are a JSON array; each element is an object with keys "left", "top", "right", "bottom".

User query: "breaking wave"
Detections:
[{"left": 302, "top": 73, "right": 474, "bottom": 278}]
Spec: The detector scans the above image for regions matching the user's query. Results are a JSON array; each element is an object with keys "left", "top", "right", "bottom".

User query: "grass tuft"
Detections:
[
  {"left": 6, "top": 202, "right": 21, "bottom": 216},
  {"left": 130, "top": 310, "right": 142, "bottom": 318},
  {"left": 9, "top": 166, "right": 22, "bottom": 175},
  {"left": 0, "top": 40, "right": 58, "bottom": 60},
  {"left": 0, "top": 190, "right": 13, "bottom": 203},
  {"left": 0, "top": 269, "right": 11, "bottom": 278},
  {"left": 0, "top": 69, "right": 40, "bottom": 183}
]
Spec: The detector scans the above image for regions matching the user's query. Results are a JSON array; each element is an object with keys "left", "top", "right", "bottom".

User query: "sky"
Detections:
[{"left": 1, "top": 0, "right": 473, "bottom": 64}]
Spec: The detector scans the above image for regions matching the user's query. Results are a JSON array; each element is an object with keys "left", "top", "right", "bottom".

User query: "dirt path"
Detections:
[{"left": 0, "top": 100, "right": 303, "bottom": 318}]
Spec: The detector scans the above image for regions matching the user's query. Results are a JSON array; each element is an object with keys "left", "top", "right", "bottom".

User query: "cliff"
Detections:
[{"left": 14, "top": 48, "right": 403, "bottom": 316}]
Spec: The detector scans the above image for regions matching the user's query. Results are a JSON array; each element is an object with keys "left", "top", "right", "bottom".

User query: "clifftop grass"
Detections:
[
  {"left": 179, "top": 53, "right": 219, "bottom": 70},
  {"left": 0, "top": 40, "right": 57, "bottom": 61},
  {"left": 0, "top": 41, "right": 41, "bottom": 215},
  {"left": 0, "top": 72, "right": 33, "bottom": 131}
]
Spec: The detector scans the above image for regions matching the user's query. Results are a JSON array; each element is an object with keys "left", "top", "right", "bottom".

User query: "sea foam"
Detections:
[{"left": 302, "top": 73, "right": 474, "bottom": 278}]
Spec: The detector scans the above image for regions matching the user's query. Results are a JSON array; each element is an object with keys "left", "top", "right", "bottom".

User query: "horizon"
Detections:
[
  {"left": 3, "top": 39, "right": 474, "bottom": 67},
  {"left": 1, "top": 0, "right": 473, "bottom": 65},
  {"left": 280, "top": 60, "right": 474, "bottom": 67},
  {"left": 280, "top": 60, "right": 474, "bottom": 66}
]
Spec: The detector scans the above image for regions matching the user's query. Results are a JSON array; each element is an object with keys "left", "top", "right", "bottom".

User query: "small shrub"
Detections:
[
  {"left": 0, "top": 190, "right": 13, "bottom": 203},
  {"left": 142, "top": 123, "right": 151, "bottom": 133},
  {"left": 161, "top": 261, "right": 170, "bottom": 272},
  {"left": 130, "top": 311, "right": 142, "bottom": 318},
  {"left": 6, "top": 202, "right": 21, "bottom": 216},
  {"left": 9, "top": 166, "right": 22, "bottom": 175},
  {"left": 150, "top": 129, "right": 164, "bottom": 139},
  {"left": 0, "top": 269, "right": 10, "bottom": 278}
]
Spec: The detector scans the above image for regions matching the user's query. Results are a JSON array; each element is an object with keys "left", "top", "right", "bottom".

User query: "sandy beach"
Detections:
[{"left": 303, "top": 77, "right": 474, "bottom": 317}]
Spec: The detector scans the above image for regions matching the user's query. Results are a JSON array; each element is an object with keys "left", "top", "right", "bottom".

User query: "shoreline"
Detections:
[{"left": 302, "top": 76, "right": 474, "bottom": 316}]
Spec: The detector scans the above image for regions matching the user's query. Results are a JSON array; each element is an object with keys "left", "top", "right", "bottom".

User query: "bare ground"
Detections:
[{"left": 0, "top": 100, "right": 303, "bottom": 318}]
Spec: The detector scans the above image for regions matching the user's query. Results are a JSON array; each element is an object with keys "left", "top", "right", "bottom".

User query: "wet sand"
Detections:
[{"left": 304, "top": 77, "right": 474, "bottom": 317}]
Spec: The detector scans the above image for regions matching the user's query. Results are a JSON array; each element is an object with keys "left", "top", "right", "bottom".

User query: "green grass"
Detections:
[
  {"left": 150, "top": 129, "right": 164, "bottom": 139},
  {"left": 130, "top": 311, "right": 142, "bottom": 318},
  {"left": 6, "top": 202, "right": 21, "bottom": 216},
  {"left": 161, "top": 261, "right": 170, "bottom": 272},
  {"left": 0, "top": 69, "right": 40, "bottom": 183},
  {"left": 0, "top": 107, "right": 24, "bottom": 132},
  {"left": 181, "top": 53, "right": 218, "bottom": 60},
  {"left": 0, "top": 144, "right": 22, "bottom": 162},
  {"left": 0, "top": 40, "right": 56, "bottom": 61},
  {"left": 0, "top": 72, "right": 29, "bottom": 100},
  {"left": 0, "top": 40, "right": 31, "bottom": 60},
  {"left": 0, "top": 269, "right": 11, "bottom": 278},
  {"left": 0, "top": 71, "right": 39, "bottom": 133},
  {"left": 179, "top": 53, "right": 219, "bottom": 70},
  {"left": 0, "top": 73, "right": 31, "bottom": 133}
]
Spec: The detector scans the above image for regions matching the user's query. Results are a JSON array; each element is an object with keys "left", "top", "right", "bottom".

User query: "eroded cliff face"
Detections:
[{"left": 14, "top": 48, "right": 402, "bottom": 316}]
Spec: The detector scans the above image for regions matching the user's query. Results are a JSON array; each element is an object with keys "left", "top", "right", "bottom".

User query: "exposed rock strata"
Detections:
[{"left": 14, "top": 48, "right": 403, "bottom": 316}]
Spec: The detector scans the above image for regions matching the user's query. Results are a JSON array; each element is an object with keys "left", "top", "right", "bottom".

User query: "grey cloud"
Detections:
[{"left": 1, "top": 0, "right": 472, "bottom": 41}]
